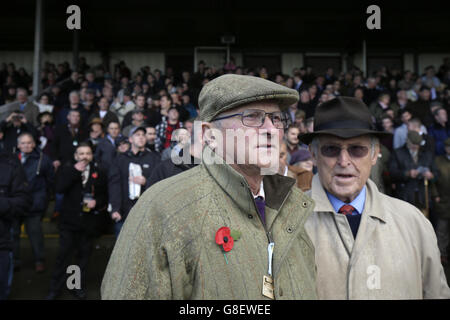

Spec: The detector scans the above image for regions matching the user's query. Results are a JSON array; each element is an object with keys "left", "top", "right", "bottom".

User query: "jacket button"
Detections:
[
  {"left": 279, "top": 287, "right": 283, "bottom": 297},
  {"left": 248, "top": 214, "right": 253, "bottom": 219},
  {"left": 302, "top": 201, "right": 308, "bottom": 208},
  {"left": 286, "top": 226, "right": 294, "bottom": 233}
]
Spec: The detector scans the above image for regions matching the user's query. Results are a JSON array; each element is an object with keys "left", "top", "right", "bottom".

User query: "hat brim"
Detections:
[{"left": 299, "top": 128, "right": 392, "bottom": 145}]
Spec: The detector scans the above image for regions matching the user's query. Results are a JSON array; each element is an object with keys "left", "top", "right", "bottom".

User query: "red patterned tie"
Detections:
[{"left": 339, "top": 204, "right": 355, "bottom": 216}]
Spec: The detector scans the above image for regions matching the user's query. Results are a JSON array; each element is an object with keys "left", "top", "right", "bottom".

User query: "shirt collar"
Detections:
[
  {"left": 325, "top": 186, "right": 366, "bottom": 215},
  {"left": 252, "top": 180, "right": 265, "bottom": 200}
]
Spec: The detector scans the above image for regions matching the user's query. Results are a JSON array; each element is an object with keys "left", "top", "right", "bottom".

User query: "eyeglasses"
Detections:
[
  {"left": 212, "top": 109, "right": 289, "bottom": 129},
  {"left": 320, "top": 144, "right": 369, "bottom": 158}
]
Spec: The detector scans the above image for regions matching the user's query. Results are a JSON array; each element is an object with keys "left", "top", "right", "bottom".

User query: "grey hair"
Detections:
[{"left": 310, "top": 135, "right": 379, "bottom": 157}]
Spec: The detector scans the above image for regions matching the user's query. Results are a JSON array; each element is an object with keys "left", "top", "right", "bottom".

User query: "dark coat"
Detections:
[
  {"left": 108, "top": 149, "right": 161, "bottom": 220},
  {"left": 17, "top": 148, "right": 54, "bottom": 216},
  {"left": 55, "top": 161, "right": 109, "bottom": 234},
  {"left": 55, "top": 104, "right": 89, "bottom": 127},
  {"left": 389, "top": 145, "right": 439, "bottom": 209},
  {"left": 94, "top": 136, "right": 118, "bottom": 168},
  {"left": 0, "top": 151, "right": 32, "bottom": 250},
  {"left": 51, "top": 124, "right": 88, "bottom": 164},
  {"left": 146, "top": 154, "right": 197, "bottom": 189}
]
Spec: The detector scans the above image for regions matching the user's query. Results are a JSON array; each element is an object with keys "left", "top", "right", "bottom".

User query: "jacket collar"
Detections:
[
  {"left": 310, "top": 174, "right": 386, "bottom": 223},
  {"left": 202, "top": 146, "right": 296, "bottom": 214}
]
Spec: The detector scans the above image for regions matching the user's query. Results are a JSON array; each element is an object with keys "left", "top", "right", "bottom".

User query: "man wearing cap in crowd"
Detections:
[
  {"left": 101, "top": 74, "right": 317, "bottom": 299},
  {"left": 390, "top": 130, "right": 438, "bottom": 212},
  {"left": 301, "top": 96, "right": 450, "bottom": 299},
  {"left": 107, "top": 126, "right": 161, "bottom": 237}
]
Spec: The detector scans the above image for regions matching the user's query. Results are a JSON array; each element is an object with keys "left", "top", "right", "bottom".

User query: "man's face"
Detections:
[
  {"left": 401, "top": 111, "right": 411, "bottom": 124},
  {"left": 17, "top": 90, "right": 27, "bottom": 104},
  {"left": 168, "top": 109, "right": 179, "bottom": 122},
  {"left": 311, "top": 135, "right": 378, "bottom": 203},
  {"left": 18, "top": 135, "right": 35, "bottom": 154},
  {"left": 74, "top": 146, "right": 93, "bottom": 163},
  {"left": 136, "top": 96, "right": 145, "bottom": 108},
  {"left": 397, "top": 90, "right": 407, "bottom": 100},
  {"left": 286, "top": 127, "right": 300, "bottom": 146},
  {"left": 129, "top": 130, "right": 147, "bottom": 149},
  {"left": 161, "top": 96, "right": 171, "bottom": 108},
  {"left": 420, "top": 89, "right": 431, "bottom": 101},
  {"left": 86, "top": 73, "right": 94, "bottom": 82},
  {"left": 107, "top": 122, "right": 120, "bottom": 139},
  {"left": 132, "top": 112, "right": 144, "bottom": 122},
  {"left": 145, "top": 127, "right": 157, "bottom": 144},
  {"left": 117, "top": 142, "right": 130, "bottom": 153},
  {"left": 70, "top": 93, "right": 80, "bottom": 105},
  {"left": 435, "top": 109, "right": 448, "bottom": 123},
  {"left": 381, "top": 118, "right": 393, "bottom": 131},
  {"left": 99, "top": 97, "right": 109, "bottom": 110},
  {"left": 67, "top": 111, "right": 80, "bottom": 126},
  {"left": 208, "top": 101, "right": 283, "bottom": 171},
  {"left": 90, "top": 124, "right": 103, "bottom": 139}
]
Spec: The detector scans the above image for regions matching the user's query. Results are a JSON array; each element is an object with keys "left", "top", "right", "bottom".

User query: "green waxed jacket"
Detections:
[{"left": 101, "top": 146, "right": 317, "bottom": 300}]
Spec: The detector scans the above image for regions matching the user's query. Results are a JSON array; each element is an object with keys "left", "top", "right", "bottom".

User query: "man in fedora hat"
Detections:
[
  {"left": 101, "top": 74, "right": 317, "bottom": 300},
  {"left": 301, "top": 96, "right": 450, "bottom": 299}
]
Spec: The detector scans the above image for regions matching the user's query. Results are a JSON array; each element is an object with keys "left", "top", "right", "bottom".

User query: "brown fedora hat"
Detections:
[{"left": 299, "top": 96, "right": 392, "bottom": 144}]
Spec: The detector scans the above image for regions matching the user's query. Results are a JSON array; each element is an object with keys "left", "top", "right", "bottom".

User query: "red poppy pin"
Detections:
[
  {"left": 215, "top": 227, "right": 241, "bottom": 264},
  {"left": 91, "top": 172, "right": 98, "bottom": 179}
]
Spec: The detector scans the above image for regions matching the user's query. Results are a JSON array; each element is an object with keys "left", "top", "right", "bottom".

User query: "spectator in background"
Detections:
[
  {"left": 369, "top": 93, "right": 396, "bottom": 130},
  {"left": 0, "top": 111, "right": 38, "bottom": 154},
  {"left": 409, "top": 86, "right": 433, "bottom": 127},
  {"left": 122, "top": 109, "right": 147, "bottom": 137},
  {"left": 428, "top": 108, "right": 450, "bottom": 156},
  {"left": 86, "top": 119, "right": 104, "bottom": 153},
  {"left": 47, "top": 142, "right": 109, "bottom": 300},
  {"left": 114, "top": 135, "right": 130, "bottom": 155},
  {"left": 0, "top": 149, "right": 31, "bottom": 300},
  {"left": 88, "top": 97, "right": 119, "bottom": 128},
  {"left": 155, "top": 107, "right": 183, "bottom": 152},
  {"left": 287, "top": 148, "right": 314, "bottom": 192},
  {"left": 181, "top": 92, "right": 197, "bottom": 118},
  {"left": 407, "top": 117, "right": 435, "bottom": 155},
  {"left": 398, "top": 70, "right": 415, "bottom": 91},
  {"left": 52, "top": 109, "right": 88, "bottom": 169},
  {"left": 9, "top": 88, "right": 39, "bottom": 127},
  {"left": 380, "top": 114, "right": 395, "bottom": 151},
  {"left": 160, "top": 127, "right": 190, "bottom": 161},
  {"left": 285, "top": 125, "right": 301, "bottom": 155},
  {"left": 13, "top": 133, "right": 54, "bottom": 273},
  {"left": 363, "top": 77, "right": 381, "bottom": 106},
  {"left": 56, "top": 91, "right": 87, "bottom": 127},
  {"left": 110, "top": 89, "right": 134, "bottom": 125},
  {"left": 421, "top": 66, "right": 441, "bottom": 89},
  {"left": 144, "top": 125, "right": 157, "bottom": 152},
  {"left": 390, "top": 131, "right": 438, "bottom": 212},
  {"left": 34, "top": 93, "right": 54, "bottom": 114},
  {"left": 95, "top": 121, "right": 121, "bottom": 168},
  {"left": 108, "top": 127, "right": 161, "bottom": 237},
  {"left": 37, "top": 111, "right": 55, "bottom": 157}
]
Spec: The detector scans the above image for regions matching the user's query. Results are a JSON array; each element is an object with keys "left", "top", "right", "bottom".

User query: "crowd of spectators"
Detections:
[{"left": 0, "top": 56, "right": 449, "bottom": 299}]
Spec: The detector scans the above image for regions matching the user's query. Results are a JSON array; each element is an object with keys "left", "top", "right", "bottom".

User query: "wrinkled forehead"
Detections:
[{"left": 317, "top": 134, "right": 372, "bottom": 146}]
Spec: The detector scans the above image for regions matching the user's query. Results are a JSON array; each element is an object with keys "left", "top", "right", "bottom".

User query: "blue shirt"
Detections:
[{"left": 326, "top": 186, "right": 366, "bottom": 216}]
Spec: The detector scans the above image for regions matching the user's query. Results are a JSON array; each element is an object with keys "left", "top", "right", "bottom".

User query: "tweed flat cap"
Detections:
[{"left": 198, "top": 74, "right": 299, "bottom": 122}]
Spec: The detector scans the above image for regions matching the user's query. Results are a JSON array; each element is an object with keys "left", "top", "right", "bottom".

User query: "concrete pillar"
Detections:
[{"left": 32, "top": 0, "right": 43, "bottom": 97}]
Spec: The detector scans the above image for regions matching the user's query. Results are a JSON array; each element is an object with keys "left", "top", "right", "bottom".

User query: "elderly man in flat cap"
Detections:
[
  {"left": 301, "top": 96, "right": 450, "bottom": 299},
  {"left": 101, "top": 74, "right": 317, "bottom": 300}
]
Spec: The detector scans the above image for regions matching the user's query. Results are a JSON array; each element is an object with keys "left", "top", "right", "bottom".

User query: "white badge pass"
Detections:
[{"left": 262, "top": 242, "right": 275, "bottom": 299}]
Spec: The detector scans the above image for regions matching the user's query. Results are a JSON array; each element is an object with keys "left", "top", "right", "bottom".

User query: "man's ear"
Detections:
[
  {"left": 309, "top": 144, "right": 318, "bottom": 167},
  {"left": 371, "top": 143, "right": 381, "bottom": 166}
]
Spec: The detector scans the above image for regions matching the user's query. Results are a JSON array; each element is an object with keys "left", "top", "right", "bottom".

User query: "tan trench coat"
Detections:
[
  {"left": 101, "top": 146, "right": 317, "bottom": 299},
  {"left": 305, "top": 174, "right": 450, "bottom": 299}
]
